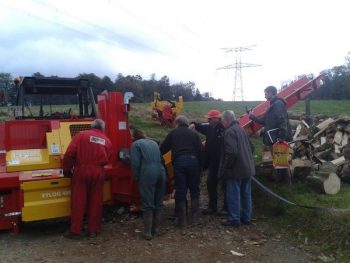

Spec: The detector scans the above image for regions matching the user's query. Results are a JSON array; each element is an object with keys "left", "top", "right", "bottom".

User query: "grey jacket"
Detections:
[{"left": 218, "top": 121, "right": 255, "bottom": 180}]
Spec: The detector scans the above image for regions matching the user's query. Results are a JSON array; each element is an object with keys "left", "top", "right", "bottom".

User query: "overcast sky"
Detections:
[{"left": 1, "top": 0, "right": 349, "bottom": 100}]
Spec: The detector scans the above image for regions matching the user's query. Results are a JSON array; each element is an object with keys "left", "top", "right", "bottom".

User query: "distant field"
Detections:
[
  {"left": 291, "top": 100, "right": 350, "bottom": 116},
  {"left": 1, "top": 99, "right": 349, "bottom": 133},
  {"left": 129, "top": 99, "right": 350, "bottom": 140}
]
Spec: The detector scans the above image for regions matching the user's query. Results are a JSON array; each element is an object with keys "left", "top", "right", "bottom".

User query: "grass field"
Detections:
[{"left": 1, "top": 99, "right": 350, "bottom": 260}]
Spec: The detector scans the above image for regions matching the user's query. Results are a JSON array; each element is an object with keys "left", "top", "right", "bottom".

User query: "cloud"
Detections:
[{"left": 0, "top": 0, "right": 350, "bottom": 101}]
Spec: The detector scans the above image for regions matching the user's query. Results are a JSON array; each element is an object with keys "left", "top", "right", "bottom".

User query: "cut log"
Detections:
[
  {"left": 319, "top": 161, "right": 338, "bottom": 173},
  {"left": 291, "top": 159, "right": 313, "bottom": 181},
  {"left": 320, "top": 137, "right": 326, "bottom": 145},
  {"left": 344, "top": 124, "right": 350, "bottom": 133},
  {"left": 316, "top": 118, "right": 335, "bottom": 130},
  {"left": 262, "top": 150, "right": 273, "bottom": 164},
  {"left": 306, "top": 172, "right": 341, "bottom": 195},
  {"left": 341, "top": 133, "right": 349, "bottom": 147},
  {"left": 334, "top": 144, "right": 341, "bottom": 154},
  {"left": 334, "top": 131, "right": 343, "bottom": 145},
  {"left": 293, "top": 124, "right": 302, "bottom": 140},
  {"left": 255, "top": 164, "right": 274, "bottom": 177},
  {"left": 331, "top": 156, "right": 346, "bottom": 167},
  {"left": 301, "top": 120, "right": 310, "bottom": 129}
]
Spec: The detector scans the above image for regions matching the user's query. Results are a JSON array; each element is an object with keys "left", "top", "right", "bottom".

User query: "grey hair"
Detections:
[
  {"left": 175, "top": 115, "right": 189, "bottom": 127},
  {"left": 91, "top": 119, "right": 106, "bottom": 131},
  {"left": 222, "top": 110, "right": 236, "bottom": 123}
]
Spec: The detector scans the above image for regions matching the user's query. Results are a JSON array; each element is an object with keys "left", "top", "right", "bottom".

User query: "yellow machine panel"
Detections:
[
  {"left": 5, "top": 121, "right": 92, "bottom": 172},
  {"left": 21, "top": 177, "right": 71, "bottom": 222},
  {"left": 21, "top": 177, "right": 112, "bottom": 222},
  {"left": 59, "top": 121, "right": 92, "bottom": 153},
  {"left": 6, "top": 149, "right": 61, "bottom": 172}
]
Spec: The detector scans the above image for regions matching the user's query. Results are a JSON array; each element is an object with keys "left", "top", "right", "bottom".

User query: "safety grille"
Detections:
[{"left": 69, "top": 124, "right": 91, "bottom": 137}]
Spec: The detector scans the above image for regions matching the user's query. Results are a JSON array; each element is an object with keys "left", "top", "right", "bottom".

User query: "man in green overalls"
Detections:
[{"left": 130, "top": 129, "right": 166, "bottom": 240}]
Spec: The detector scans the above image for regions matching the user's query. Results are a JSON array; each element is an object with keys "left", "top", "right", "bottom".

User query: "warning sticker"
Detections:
[
  {"left": 118, "top": 121, "right": 127, "bottom": 130},
  {"left": 51, "top": 144, "right": 60, "bottom": 154}
]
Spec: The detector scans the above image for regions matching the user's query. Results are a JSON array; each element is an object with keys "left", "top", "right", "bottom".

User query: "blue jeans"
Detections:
[
  {"left": 225, "top": 177, "right": 252, "bottom": 223},
  {"left": 173, "top": 155, "right": 200, "bottom": 202}
]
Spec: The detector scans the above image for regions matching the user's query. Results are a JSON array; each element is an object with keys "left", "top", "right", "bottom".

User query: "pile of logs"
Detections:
[
  {"left": 292, "top": 117, "right": 350, "bottom": 194},
  {"left": 259, "top": 116, "right": 350, "bottom": 195}
]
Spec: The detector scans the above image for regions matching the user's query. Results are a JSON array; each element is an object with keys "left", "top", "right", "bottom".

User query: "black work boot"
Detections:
[
  {"left": 191, "top": 198, "right": 200, "bottom": 224},
  {"left": 176, "top": 201, "right": 186, "bottom": 234},
  {"left": 152, "top": 210, "right": 161, "bottom": 236},
  {"left": 143, "top": 211, "right": 153, "bottom": 240}
]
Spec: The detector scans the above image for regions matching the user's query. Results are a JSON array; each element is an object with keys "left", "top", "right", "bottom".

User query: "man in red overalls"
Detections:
[{"left": 63, "top": 119, "right": 112, "bottom": 239}]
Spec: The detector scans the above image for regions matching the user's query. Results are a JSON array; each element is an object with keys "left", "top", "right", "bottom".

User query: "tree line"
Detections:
[
  {"left": 0, "top": 72, "right": 215, "bottom": 106},
  {"left": 1, "top": 53, "right": 350, "bottom": 106},
  {"left": 311, "top": 53, "right": 350, "bottom": 99}
]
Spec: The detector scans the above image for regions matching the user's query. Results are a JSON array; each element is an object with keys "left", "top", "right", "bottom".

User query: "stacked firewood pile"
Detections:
[
  {"left": 291, "top": 116, "right": 350, "bottom": 194},
  {"left": 259, "top": 116, "right": 350, "bottom": 195}
]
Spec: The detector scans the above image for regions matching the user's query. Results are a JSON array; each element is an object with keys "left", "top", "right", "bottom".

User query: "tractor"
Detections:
[{"left": 150, "top": 92, "right": 183, "bottom": 127}]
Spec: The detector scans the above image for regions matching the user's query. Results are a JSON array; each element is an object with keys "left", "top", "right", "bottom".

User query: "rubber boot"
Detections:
[
  {"left": 191, "top": 198, "right": 200, "bottom": 225},
  {"left": 143, "top": 211, "right": 153, "bottom": 240},
  {"left": 177, "top": 201, "right": 186, "bottom": 234},
  {"left": 152, "top": 210, "right": 161, "bottom": 236}
]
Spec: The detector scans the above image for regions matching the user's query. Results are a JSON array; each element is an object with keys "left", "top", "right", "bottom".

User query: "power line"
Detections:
[{"left": 217, "top": 45, "right": 261, "bottom": 101}]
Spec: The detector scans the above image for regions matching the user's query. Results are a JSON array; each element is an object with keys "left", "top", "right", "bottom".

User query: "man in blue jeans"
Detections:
[
  {"left": 218, "top": 110, "right": 255, "bottom": 227},
  {"left": 160, "top": 115, "right": 203, "bottom": 230}
]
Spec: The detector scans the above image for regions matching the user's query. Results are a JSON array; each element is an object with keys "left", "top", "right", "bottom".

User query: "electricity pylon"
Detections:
[{"left": 217, "top": 45, "right": 261, "bottom": 101}]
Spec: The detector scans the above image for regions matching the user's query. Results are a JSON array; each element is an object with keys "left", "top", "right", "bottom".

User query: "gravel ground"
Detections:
[{"left": 0, "top": 199, "right": 314, "bottom": 263}]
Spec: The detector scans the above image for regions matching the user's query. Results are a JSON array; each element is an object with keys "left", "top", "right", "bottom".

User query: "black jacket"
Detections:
[
  {"left": 249, "top": 97, "right": 292, "bottom": 145},
  {"left": 218, "top": 121, "right": 255, "bottom": 180},
  {"left": 194, "top": 121, "right": 224, "bottom": 170},
  {"left": 160, "top": 126, "right": 203, "bottom": 164}
]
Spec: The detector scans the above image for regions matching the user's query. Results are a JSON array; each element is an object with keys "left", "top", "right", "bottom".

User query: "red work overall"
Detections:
[{"left": 64, "top": 128, "right": 112, "bottom": 235}]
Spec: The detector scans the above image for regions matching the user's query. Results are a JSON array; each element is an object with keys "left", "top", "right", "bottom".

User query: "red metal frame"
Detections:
[
  {"left": 98, "top": 92, "right": 140, "bottom": 205},
  {"left": 0, "top": 175, "right": 20, "bottom": 234},
  {"left": 238, "top": 75, "right": 323, "bottom": 135}
]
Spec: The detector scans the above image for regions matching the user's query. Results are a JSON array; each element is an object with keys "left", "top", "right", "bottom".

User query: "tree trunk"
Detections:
[{"left": 306, "top": 172, "right": 341, "bottom": 195}]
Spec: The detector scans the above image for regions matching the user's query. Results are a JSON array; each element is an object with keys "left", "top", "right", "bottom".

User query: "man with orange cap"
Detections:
[{"left": 190, "top": 109, "right": 227, "bottom": 215}]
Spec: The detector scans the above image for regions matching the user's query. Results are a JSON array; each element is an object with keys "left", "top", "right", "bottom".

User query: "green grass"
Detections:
[
  {"left": 253, "top": 179, "right": 350, "bottom": 261},
  {"left": 291, "top": 100, "right": 350, "bottom": 117}
]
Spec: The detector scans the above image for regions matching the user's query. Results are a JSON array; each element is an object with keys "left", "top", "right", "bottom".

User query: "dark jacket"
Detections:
[
  {"left": 249, "top": 97, "right": 292, "bottom": 145},
  {"left": 218, "top": 121, "right": 255, "bottom": 180},
  {"left": 160, "top": 126, "right": 203, "bottom": 164},
  {"left": 194, "top": 121, "right": 224, "bottom": 170}
]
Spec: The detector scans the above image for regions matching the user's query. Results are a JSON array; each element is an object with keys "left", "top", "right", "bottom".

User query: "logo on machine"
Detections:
[
  {"left": 41, "top": 190, "right": 71, "bottom": 199},
  {"left": 90, "top": 136, "right": 105, "bottom": 145}
]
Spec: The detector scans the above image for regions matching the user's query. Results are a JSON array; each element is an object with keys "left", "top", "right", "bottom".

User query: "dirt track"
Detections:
[{"left": 0, "top": 200, "right": 314, "bottom": 263}]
